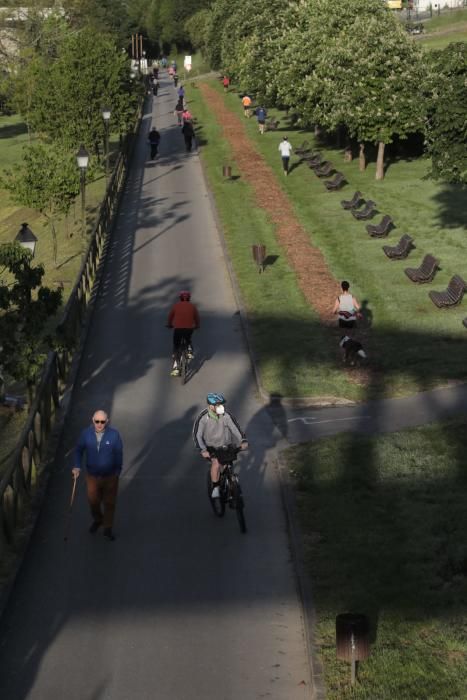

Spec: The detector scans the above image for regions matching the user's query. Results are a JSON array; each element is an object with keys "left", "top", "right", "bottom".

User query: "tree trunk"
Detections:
[
  {"left": 49, "top": 217, "right": 58, "bottom": 265},
  {"left": 336, "top": 126, "right": 343, "bottom": 148},
  {"left": 344, "top": 141, "right": 353, "bottom": 162},
  {"left": 359, "top": 143, "right": 366, "bottom": 171},
  {"left": 314, "top": 124, "right": 321, "bottom": 137},
  {"left": 376, "top": 141, "right": 385, "bottom": 180}
]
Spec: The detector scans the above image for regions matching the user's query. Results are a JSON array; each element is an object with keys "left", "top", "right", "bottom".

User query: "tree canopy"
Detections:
[
  {"left": 425, "top": 42, "right": 467, "bottom": 184},
  {"left": 0, "top": 243, "right": 62, "bottom": 389},
  {"left": 13, "top": 26, "right": 140, "bottom": 153}
]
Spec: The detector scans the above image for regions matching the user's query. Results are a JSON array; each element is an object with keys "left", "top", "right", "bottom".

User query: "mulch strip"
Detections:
[{"left": 199, "top": 83, "right": 339, "bottom": 325}]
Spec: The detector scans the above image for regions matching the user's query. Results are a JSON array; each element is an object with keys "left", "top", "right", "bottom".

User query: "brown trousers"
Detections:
[{"left": 85, "top": 474, "right": 119, "bottom": 528}]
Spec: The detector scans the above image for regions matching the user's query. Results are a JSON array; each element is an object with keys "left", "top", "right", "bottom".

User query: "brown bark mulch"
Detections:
[{"left": 199, "top": 83, "right": 339, "bottom": 325}]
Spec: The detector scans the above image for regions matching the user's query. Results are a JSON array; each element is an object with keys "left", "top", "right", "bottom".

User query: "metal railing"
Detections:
[{"left": 0, "top": 102, "right": 144, "bottom": 560}]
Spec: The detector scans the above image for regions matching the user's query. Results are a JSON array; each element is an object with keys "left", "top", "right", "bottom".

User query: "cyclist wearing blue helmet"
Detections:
[{"left": 193, "top": 394, "right": 248, "bottom": 498}]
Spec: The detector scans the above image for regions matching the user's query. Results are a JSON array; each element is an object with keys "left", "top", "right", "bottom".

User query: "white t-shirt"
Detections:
[{"left": 278, "top": 141, "right": 293, "bottom": 157}]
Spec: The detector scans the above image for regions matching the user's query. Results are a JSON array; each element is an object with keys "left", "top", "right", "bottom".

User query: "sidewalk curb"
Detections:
[
  {"left": 0, "top": 100, "right": 146, "bottom": 623},
  {"left": 197, "top": 118, "right": 326, "bottom": 699},
  {"left": 275, "top": 446, "right": 327, "bottom": 700}
]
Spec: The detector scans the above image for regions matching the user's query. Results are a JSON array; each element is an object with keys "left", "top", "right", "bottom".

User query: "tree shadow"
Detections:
[
  {"left": 431, "top": 182, "right": 467, "bottom": 230},
  {"left": 0, "top": 122, "right": 28, "bottom": 139}
]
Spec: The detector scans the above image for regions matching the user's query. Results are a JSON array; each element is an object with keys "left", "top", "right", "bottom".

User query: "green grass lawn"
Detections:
[
  {"left": 188, "top": 83, "right": 364, "bottom": 401},
  {"left": 422, "top": 7, "right": 467, "bottom": 32},
  {"left": 191, "top": 80, "right": 467, "bottom": 400},
  {"left": 416, "top": 6, "right": 467, "bottom": 48},
  {"left": 419, "top": 30, "right": 467, "bottom": 49},
  {"left": 285, "top": 419, "right": 467, "bottom": 699},
  {"left": 0, "top": 114, "right": 115, "bottom": 294}
]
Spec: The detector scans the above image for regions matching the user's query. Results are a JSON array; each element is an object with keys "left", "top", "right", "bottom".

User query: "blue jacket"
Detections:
[{"left": 75, "top": 426, "right": 123, "bottom": 477}]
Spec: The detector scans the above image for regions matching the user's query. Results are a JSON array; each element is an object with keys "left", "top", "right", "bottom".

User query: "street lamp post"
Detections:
[
  {"left": 102, "top": 106, "right": 111, "bottom": 187},
  {"left": 76, "top": 144, "right": 89, "bottom": 238},
  {"left": 15, "top": 222, "right": 38, "bottom": 257}
]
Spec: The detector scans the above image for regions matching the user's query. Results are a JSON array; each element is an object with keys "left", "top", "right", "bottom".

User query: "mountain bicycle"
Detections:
[{"left": 206, "top": 445, "right": 246, "bottom": 533}]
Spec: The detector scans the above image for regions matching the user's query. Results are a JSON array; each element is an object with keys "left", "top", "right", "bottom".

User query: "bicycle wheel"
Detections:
[
  {"left": 180, "top": 350, "right": 187, "bottom": 385},
  {"left": 206, "top": 470, "right": 225, "bottom": 518},
  {"left": 230, "top": 477, "right": 247, "bottom": 533}
]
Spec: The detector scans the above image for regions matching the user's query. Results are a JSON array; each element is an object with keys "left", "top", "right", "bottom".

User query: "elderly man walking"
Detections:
[{"left": 72, "top": 410, "right": 123, "bottom": 541}]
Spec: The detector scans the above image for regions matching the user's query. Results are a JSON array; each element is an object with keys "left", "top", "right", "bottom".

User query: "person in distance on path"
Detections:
[
  {"left": 182, "top": 107, "right": 193, "bottom": 124},
  {"left": 182, "top": 119, "right": 195, "bottom": 151},
  {"left": 148, "top": 127, "right": 161, "bottom": 159},
  {"left": 72, "top": 410, "right": 123, "bottom": 541},
  {"left": 256, "top": 105, "right": 267, "bottom": 135},
  {"left": 241, "top": 93, "right": 252, "bottom": 118},
  {"left": 278, "top": 136, "right": 293, "bottom": 175},
  {"left": 193, "top": 394, "right": 248, "bottom": 499},
  {"left": 167, "top": 291, "right": 200, "bottom": 376},
  {"left": 174, "top": 98, "right": 184, "bottom": 126}
]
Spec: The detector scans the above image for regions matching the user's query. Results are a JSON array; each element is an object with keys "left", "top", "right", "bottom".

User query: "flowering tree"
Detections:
[
  {"left": 425, "top": 42, "right": 467, "bottom": 184},
  {"left": 310, "top": 14, "right": 426, "bottom": 178}
]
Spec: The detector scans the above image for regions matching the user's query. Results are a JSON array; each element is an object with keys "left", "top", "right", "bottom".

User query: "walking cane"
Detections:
[{"left": 64, "top": 474, "right": 78, "bottom": 542}]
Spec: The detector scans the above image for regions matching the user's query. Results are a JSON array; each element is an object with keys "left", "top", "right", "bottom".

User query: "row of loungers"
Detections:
[
  {"left": 294, "top": 141, "right": 467, "bottom": 325},
  {"left": 338, "top": 188, "right": 467, "bottom": 324}
]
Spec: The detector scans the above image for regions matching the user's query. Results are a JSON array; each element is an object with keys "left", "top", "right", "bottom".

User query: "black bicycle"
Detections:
[
  {"left": 167, "top": 327, "right": 192, "bottom": 384},
  {"left": 206, "top": 445, "right": 246, "bottom": 533}
]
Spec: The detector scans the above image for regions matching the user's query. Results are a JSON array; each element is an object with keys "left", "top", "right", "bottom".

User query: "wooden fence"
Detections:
[{"left": 0, "top": 103, "right": 143, "bottom": 560}]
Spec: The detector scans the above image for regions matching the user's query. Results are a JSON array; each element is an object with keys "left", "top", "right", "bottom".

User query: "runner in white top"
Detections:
[
  {"left": 332, "top": 281, "right": 361, "bottom": 328},
  {"left": 278, "top": 137, "right": 293, "bottom": 175}
]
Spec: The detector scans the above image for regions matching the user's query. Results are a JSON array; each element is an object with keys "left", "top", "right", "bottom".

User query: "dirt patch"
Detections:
[{"left": 199, "top": 83, "right": 340, "bottom": 325}]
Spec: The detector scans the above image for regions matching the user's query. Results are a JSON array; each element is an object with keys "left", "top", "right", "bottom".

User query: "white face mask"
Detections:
[{"left": 215, "top": 405, "right": 225, "bottom": 416}]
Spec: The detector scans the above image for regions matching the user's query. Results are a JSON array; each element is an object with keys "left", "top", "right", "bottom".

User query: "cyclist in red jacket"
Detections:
[{"left": 167, "top": 291, "right": 200, "bottom": 376}]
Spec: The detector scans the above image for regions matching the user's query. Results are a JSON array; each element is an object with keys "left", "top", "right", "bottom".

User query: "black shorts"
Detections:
[
  {"left": 339, "top": 319, "right": 356, "bottom": 329},
  {"left": 173, "top": 328, "right": 193, "bottom": 351}
]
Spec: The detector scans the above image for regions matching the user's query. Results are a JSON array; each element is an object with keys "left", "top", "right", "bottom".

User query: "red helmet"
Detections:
[{"left": 179, "top": 290, "right": 191, "bottom": 301}]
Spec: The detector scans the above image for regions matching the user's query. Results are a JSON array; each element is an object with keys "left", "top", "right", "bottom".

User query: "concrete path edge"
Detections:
[{"left": 198, "top": 153, "right": 326, "bottom": 699}]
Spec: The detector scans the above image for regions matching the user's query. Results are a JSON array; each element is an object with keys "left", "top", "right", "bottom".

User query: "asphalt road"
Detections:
[
  {"left": 0, "top": 79, "right": 312, "bottom": 699},
  {"left": 268, "top": 384, "right": 467, "bottom": 444}
]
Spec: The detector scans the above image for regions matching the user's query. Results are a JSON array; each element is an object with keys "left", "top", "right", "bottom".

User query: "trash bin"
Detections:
[
  {"left": 222, "top": 165, "right": 232, "bottom": 179},
  {"left": 336, "top": 613, "right": 370, "bottom": 684},
  {"left": 252, "top": 244, "right": 266, "bottom": 273}
]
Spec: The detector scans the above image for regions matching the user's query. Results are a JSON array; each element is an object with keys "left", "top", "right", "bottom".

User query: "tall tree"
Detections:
[
  {"left": 0, "top": 242, "right": 62, "bottom": 397},
  {"left": 204, "top": 0, "right": 231, "bottom": 69},
  {"left": 272, "top": 0, "right": 390, "bottom": 122},
  {"left": 184, "top": 8, "right": 211, "bottom": 55},
  {"left": 310, "top": 14, "right": 426, "bottom": 178},
  {"left": 425, "top": 43, "right": 467, "bottom": 184},
  {"left": 13, "top": 27, "right": 140, "bottom": 155},
  {"left": 1, "top": 144, "right": 81, "bottom": 263},
  {"left": 62, "top": 0, "right": 131, "bottom": 45},
  {"left": 219, "top": 0, "right": 289, "bottom": 105}
]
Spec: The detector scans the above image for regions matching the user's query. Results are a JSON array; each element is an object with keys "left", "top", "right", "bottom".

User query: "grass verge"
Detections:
[
  {"left": 285, "top": 419, "right": 467, "bottom": 699},
  {"left": 187, "top": 82, "right": 363, "bottom": 401},
  {"left": 201, "top": 79, "right": 467, "bottom": 398}
]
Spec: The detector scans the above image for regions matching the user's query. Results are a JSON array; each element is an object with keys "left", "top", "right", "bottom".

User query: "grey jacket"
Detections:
[{"left": 193, "top": 409, "right": 246, "bottom": 452}]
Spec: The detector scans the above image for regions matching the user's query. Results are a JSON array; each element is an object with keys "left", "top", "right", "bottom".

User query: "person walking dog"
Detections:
[{"left": 72, "top": 410, "right": 123, "bottom": 541}]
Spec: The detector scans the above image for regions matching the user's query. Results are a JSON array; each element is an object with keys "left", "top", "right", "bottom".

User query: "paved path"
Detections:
[
  {"left": 0, "top": 79, "right": 312, "bottom": 699},
  {"left": 268, "top": 384, "right": 467, "bottom": 444}
]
